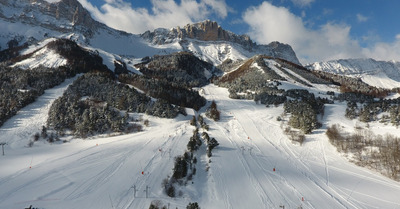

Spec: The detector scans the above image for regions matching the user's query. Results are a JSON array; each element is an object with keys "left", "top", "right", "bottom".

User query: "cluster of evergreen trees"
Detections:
[
  {"left": 344, "top": 98, "right": 400, "bottom": 126},
  {"left": 284, "top": 100, "right": 319, "bottom": 134},
  {"left": 135, "top": 52, "right": 215, "bottom": 88},
  {"left": 254, "top": 85, "right": 286, "bottom": 106},
  {"left": 120, "top": 52, "right": 214, "bottom": 112},
  {"left": 205, "top": 101, "right": 220, "bottom": 121},
  {"left": 187, "top": 128, "right": 202, "bottom": 152},
  {"left": 148, "top": 200, "right": 200, "bottom": 209},
  {"left": 119, "top": 74, "right": 205, "bottom": 111},
  {"left": 47, "top": 72, "right": 182, "bottom": 137},
  {"left": 283, "top": 89, "right": 328, "bottom": 134},
  {"left": 337, "top": 92, "right": 375, "bottom": 103},
  {"left": 217, "top": 57, "right": 283, "bottom": 100},
  {"left": 202, "top": 132, "right": 219, "bottom": 157},
  {"left": 164, "top": 115, "right": 218, "bottom": 198},
  {"left": 217, "top": 58, "right": 245, "bottom": 73},
  {"left": 163, "top": 150, "right": 198, "bottom": 197}
]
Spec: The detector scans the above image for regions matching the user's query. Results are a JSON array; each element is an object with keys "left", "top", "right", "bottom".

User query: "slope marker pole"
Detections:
[
  {"left": 132, "top": 185, "right": 138, "bottom": 197},
  {"left": 0, "top": 142, "right": 5, "bottom": 156},
  {"left": 144, "top": 186, "right": 150, "bottom": 198}
]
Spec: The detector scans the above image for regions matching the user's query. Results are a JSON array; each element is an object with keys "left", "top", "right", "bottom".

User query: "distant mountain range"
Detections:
[
  {"left": 307, "top": 58, "right": 400, "bottom": 89},
  {"left": 0, "top": 0, "right": 300, "bottom": 67},
  {"left": 2, "top": 0, "right": 400, "bottom": 90}
]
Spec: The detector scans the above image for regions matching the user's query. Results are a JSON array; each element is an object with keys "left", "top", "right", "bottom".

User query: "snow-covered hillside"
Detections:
[
  {"left": 1, "top": 78, "right": 400, "bottom": 208},
  {"left": 308, "top": 58, "right": 400, "bottom": 89},
  {"left": 11, "top": 44, "right": 68, "bottom": 69}
]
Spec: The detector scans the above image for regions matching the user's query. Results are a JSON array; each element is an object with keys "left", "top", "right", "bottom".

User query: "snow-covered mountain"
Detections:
[
  {"left": 0, "top": 0, "right": 177, "bottom": 64},
  {"left": 0, "top": 0, "right": 301, "bottom": 68},
  {"left": 307, "top": 58, "right": 400, "bottom": 89},
  {"left": 141, "top": 20, "right": 301, "bottom": 65}
]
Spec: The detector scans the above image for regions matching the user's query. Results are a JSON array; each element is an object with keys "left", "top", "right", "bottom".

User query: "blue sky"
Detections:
[{"left": 78, "top": 0, "right": 400, "bottom": 64}]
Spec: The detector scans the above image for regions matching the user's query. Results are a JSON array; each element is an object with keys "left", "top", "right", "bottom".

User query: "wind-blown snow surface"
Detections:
[{"left": 1, "top": 84, "right": 400, "bottom": 208}]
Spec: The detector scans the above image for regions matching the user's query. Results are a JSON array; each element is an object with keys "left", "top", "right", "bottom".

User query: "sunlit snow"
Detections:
[
  {"left": 1, "top": 81, "right": 400, "bottom": 208},
  {"left": 11, "top": 46, "right": 68, "bottom": 69}
]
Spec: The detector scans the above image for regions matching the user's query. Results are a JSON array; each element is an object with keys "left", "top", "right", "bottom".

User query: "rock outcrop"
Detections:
[
  {"left": 142, "top": 20, "right": 253, "bottom": 47},
  {"left": 0, "top": 0, "right": 102, "bottom": 37},
  {"left": 175, "top": 20, "right": 253, "bottom": 45},
  {"left": 141, "top": 20, "right": 301, "bottom": 65}
]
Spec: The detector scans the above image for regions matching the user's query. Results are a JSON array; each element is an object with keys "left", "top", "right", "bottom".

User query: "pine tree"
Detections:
[{"left": 186, "top": 202, "right": 200, "bottom": 209}]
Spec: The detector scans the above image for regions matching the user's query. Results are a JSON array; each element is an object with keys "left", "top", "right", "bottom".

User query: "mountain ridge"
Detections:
[
  {"left": 141, "top": 20, "right": 301, "bottom": 65},
  {"left": 307, "top": 58, "right": 400, "bottom": 89},
  {"left": 0, "top": 0, "right": 301, "bottom": 66}
]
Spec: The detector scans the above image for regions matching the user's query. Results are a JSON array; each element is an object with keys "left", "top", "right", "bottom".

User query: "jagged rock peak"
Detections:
[
  {"left": 141, "top": 20, "right": 253, "bottom": 46},
  {"left": 52, "top": 0, "right": 96, "bottom": 26},
  {"left": 176, "top": 20, "right": 251, "bottom": 43},
  {"left": 141, "top": 20, "right": 301, "bottom": 65}
]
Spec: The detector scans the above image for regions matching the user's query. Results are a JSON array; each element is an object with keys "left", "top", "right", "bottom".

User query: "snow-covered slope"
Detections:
[
  {"left": 1, "top": 81, "right": 400, "bottom": 208},
  {"left": 11, "top": 44, "right": 68, "bottom": 69},
  {"left": 308, "top": 58, "right": 400, "bottom": 89}
]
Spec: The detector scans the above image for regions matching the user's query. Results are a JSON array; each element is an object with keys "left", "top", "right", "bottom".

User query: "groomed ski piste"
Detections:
[{"left": 1, "top": 78, "right": 400, "bottom": 209}]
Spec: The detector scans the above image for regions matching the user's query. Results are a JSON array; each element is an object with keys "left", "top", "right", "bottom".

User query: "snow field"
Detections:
[
  {"left": 0, "top": 112, "right": 195, "bottom": 209},
  {"left": 1, "top": 82, "right": 400, "bottom": 208},
  {"left": 199, "top": 84, "right": 400, "bottom": 209}
]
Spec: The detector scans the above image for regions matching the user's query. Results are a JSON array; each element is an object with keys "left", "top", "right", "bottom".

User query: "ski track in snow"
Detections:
[{"left": 1, "top": 83, "right": 400, "bottom": 208}]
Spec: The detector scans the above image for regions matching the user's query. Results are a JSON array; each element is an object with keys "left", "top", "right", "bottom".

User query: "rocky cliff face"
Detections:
[
  {"left": 176, "top": 20, "right": 253, "bottom": 45},
  {"left": 0, "top": 0, "right": 101, "bottom": 37},
  {"left": 141, "top": 20, "right": 301, "bottom": 65},
  {"left": 142, "top": 20, "right": 254, "bottom": 48},
  {"left": 53, "top": 0, "right": 98, "bottom": 28}
]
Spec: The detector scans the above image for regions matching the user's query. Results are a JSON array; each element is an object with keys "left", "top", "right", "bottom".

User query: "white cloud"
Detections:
[
  {"left": 243, "top": 2, "right": 363, "bottom": 63},
  {"left": 362, "top": 35, "right": 400, "bottom": 61},
  {"left": 202, "top": 0, "right": 230, "bottom": 18},
  {"left": 77, "top": 0, "right": 230, "bottom": 34},
  {"left": 291, "top": 0, "right": 315, "bottom": 7},
  {"left": 243, "top": 2, "right": 400, "bottom": 63},
  {"left": 356, "top": 13, "right": 368, "bottom": 22}
]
